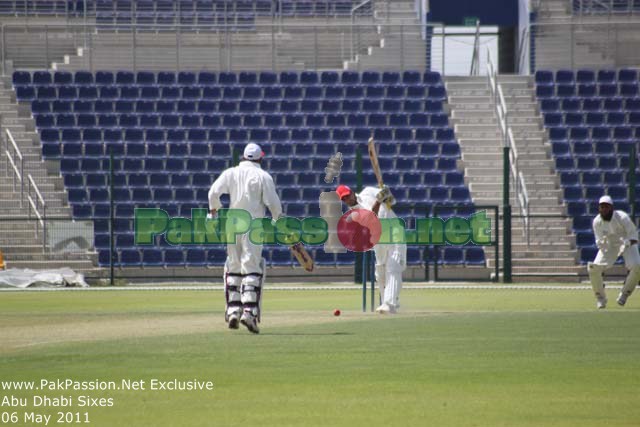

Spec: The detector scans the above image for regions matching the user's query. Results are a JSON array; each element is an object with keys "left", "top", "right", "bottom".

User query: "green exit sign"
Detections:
[{"left": 464, "top": 17, "right": 479, "bottom": 26}]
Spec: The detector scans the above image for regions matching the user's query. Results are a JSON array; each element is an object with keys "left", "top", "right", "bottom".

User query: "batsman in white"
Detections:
[
  {"left": 336, "top": 184, "right": 406, "bottom": 314},
  {"left": 588, "top": 195, "right": 640, "bottom": 309},
  {"left": 208, "top": 143, "right": 283, "bottom": 333}
]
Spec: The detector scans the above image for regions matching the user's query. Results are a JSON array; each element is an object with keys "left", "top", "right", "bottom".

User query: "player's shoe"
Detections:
[
  {"left": 596, "top": 297, "right": 608, "bottom": 309},
  {"left": 375, "top": 303, "right": 397, "bottom": 314},
  {"left": 617, "top": 292, "right": 628, "bottom": 307},
  {"left": 240, "top": 312, "right": 260, "bottom": 334},
  {"left": 228, "top": 313, "right": 239, "bottom": 329}
]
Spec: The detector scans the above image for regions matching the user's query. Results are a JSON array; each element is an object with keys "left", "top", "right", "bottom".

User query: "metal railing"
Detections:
[
  {"left": 26, "top": 174, "right": 47, "bottom": 252},
  {"left": 469, "top": 20, "right": 480, "bottom": 76},
  {"left": 4, "top": 128, "right": 24, "bottom": 207},
  {"left": 487, "top": 52, "right": 530, "bottom": 246},
  {"left": 0, "top": 21, "right": 438, "bottom": 73},
  {"left": 350, "top": 0, "right": 376, "bottom": 63},
  {"left": 0, "top": 0, "right": 370, "bottom": 21},
  {"left": 516, "top": 25, "right": 529, "bottom": 74},
  {"left": 572, "top": 0, "right": 640, "bottom": 15}
]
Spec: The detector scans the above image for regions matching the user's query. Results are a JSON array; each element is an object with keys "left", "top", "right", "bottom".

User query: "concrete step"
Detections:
[
  {"left": 469, "top": 182, "right": 560, "bottom": 192},
  {"left": 4, "top": 251, "right": 95, "bottom": 261},
  {"left": 1, "top": 245, "right": 60, "bottom": 254},
  {"left": 451, "top": 109, "right": 494, "bottom": 119},
  {"left": 462, "top": 159, "right": 554, "bottom": 168},
  {"left": 488, "top": 257, "right": 578, "bottom": 267},
  {"left": 472, "top": 189, "right": 561, "bottom": 199},
  {"left": 449, "top": 103, "right": 496, "bottom": 111},
  {"left": 448, "top": 95, "right": 493, "bottom": 104},
  {"left": 488, "top": 243, "right": 576, "bottom": 252},
  {"left": 0, "top": 208, "right": 71, "bottom": 217},
  {"left": 2, "top": 259, "right": 97, "bottom": 269},
  {"left": 462, "top": 151, "right": 549, "bottom": 161},
  {"left": 447, "top": 89, "right": 491, "bottom": 97}
]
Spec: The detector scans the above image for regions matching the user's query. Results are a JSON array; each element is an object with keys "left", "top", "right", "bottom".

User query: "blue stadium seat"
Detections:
[
  {"left": 465, "top": 247, "right": 485, "bottom": 266},
  {"left": 120, "top": 249, "right": 141, "bottom": 266},
  {"left": 443, "top": 247, "right": 464, "bottom": 265}
]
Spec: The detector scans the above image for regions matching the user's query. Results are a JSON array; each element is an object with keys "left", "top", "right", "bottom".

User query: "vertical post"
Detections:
[
  {"left": 89, "top": 31, "right": 93, "bottom": 72},
  {"left": 109, "top": 148, "right": 115, "bottom": 286},
  {"left": 503, "top": 146, "right": 512, "bottom": 283},
  {"left": 494, "top": 205, "right": 499, "bottom": 282},
  {"left": 176, "top": 24, "right": 180, "bottom": 72},
  {"left": 424, "top": 206, "right": 430, "bottom": 281},
  {"left": 630, "top": 145, "right": 637, "bottom": 223},
  {"left": 354, "top": 146, "right": 363, "bottom": 283},
  {"left": 132, "top": 25, "right": 137, "bottom": 72},
  {"left": 271, "top": 23, "right": 275, "bottom": 72},
  {"left": 233, "top": 147, "right": 240, "bottom": 166},
  {"left": 42, "top": 204, "right": 47, "bottom": 253},
  {"left": 218, "top": 28, "right": 224, "bottom": 70},
  {"left": 350, "top": 14, "right": 354, "bottom": 62},
  {"left": 357, "top": 23, "right": 361, "bottom": 67},
  {"left": 83, "top": 0, "right": 87, "bottom": 49},
  {"left": 614, "top": 24, "right": 619, "bottom": 67},
  {"left": 370, "top": 250, "right": 375, "bottom": 312},
  {"left": 570, "top": 23, "right": 574, "bottom": 69},
  {"left": 314, "top": 26, "right": 318, "bottom": 71},
  {"left": 441, "top": 25, "right": 445, "bottom": 76},
  {"left": 386, "top": 0, "right": 390, "bottom": 23},
  {"left": 1, "top": 25, "right": 5, "bottom": 76},
  {"left": 226, "top": 27, "right": 231, "bottom": 72},
  {"left": 400, "top": 24, "right": 404, "bottom": 72},
  {"left": 362, "top": 250, "right": 367, "bottom": 312},
  {"left": 20, "top": 157, "right": 24, "bottom": 207},
  {"left": 44, "top": 26, "right": 49, "bottom": 68}
]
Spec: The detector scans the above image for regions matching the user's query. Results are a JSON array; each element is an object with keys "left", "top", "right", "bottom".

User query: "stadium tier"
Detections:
[
  {"left": 13, "top": 70, "right": 483, "bottom": 268},
  {"left": 536, "top": 68, "right": 640, "bottom": 265},
  {"left": 572, "top": 0, "right": 640, "bottom": 14},
  {"left": 0, "top": 0, "right": 368, "bottom": 20}
]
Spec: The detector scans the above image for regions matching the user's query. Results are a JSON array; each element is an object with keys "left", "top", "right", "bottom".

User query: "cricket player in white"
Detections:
[
  {"left": 588, "top": 195, "right": 640, "bottom": 309},
  {"left": 336, "top": 184, "right": 406, "bottom": 314},
  {"left": 208, "top": 143, "right": 282, "bottom": 333}
]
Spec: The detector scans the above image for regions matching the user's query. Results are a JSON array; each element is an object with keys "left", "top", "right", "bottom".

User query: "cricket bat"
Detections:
[
  {"left": 367, "top": 136, "right": 393, "bottom": 209},
  {"left": 290, "top": 242, "right": 314, "bottom": 272}
]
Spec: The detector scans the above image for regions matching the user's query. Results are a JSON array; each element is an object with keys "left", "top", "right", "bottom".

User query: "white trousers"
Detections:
[
  {"left": 374, "top": 243, "right": 406, "bottom": 308},
  {"left": 588, "top": 243, "right": 640, "bottom": 300},
  {"left": 226, "top": 233, "right": 263, "bottom": 275}
]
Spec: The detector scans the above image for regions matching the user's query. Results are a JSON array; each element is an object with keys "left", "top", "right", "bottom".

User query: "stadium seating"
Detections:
[
  {"left": 536, "top": 68, "right": 640, "bottom": 264},
  {"left": 14, "top": 70, "right": 483, "bottom": 268}
]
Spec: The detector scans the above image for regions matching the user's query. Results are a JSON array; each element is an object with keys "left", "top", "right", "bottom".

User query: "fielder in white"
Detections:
[
  {"left": 208, "top": 143, "right": 282, "bottom": 333},
  {"left": 336, "top": 184, "right": 406, "bottom": 314},
  {"left": 588, "top": 195, "right": 640, "bottom": 309}
]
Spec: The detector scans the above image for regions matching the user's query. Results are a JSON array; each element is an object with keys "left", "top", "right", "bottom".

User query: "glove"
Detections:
[
  {"left": 376, "top": 186, "right": 394, "bottom": 203},
  {"left": 596, "top": 237, "right": 608, "bottom": 250},
  {"left": 206, "top": 213, "right": 215, "bottom": 220}
]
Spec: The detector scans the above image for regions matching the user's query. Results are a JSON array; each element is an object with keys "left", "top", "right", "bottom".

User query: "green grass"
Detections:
[{"left": 1, "top": 289, "right": 639, "bottom": 426}]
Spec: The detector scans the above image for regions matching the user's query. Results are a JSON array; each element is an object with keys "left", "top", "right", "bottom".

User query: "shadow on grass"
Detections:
[{"left": 260, "top": 332, "right": 353, "bottom": 336}]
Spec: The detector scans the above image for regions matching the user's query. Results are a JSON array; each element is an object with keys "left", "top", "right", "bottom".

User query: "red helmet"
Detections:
[{"left": 336, "top": 185, "right": 352, "bottom": 200}]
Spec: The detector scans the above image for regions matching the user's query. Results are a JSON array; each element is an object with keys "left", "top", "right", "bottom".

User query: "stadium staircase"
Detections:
[
  {"left": 0, "top": 76, "right": 97, "bottom": 273},
  {"left": 446, "top": 75, "right": 581, "bottom": 280},
  {"left": 344, "top": 0, "right": 426, "bottom": 71}
]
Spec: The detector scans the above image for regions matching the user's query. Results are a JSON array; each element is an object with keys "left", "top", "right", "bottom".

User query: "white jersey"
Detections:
[
  {"left": 592, "top": 210, "right": 638, "bottom": 252},
  {"left": 355, "top": 186, "right": 397, "bottom": 219},
  {"left": 208, "top": 160, "right": 282, "bottom": 220}
]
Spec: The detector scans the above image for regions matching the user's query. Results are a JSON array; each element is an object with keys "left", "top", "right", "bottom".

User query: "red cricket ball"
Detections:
[{"left": 333, "top": 309, "right": 341, "bottom": 317}]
